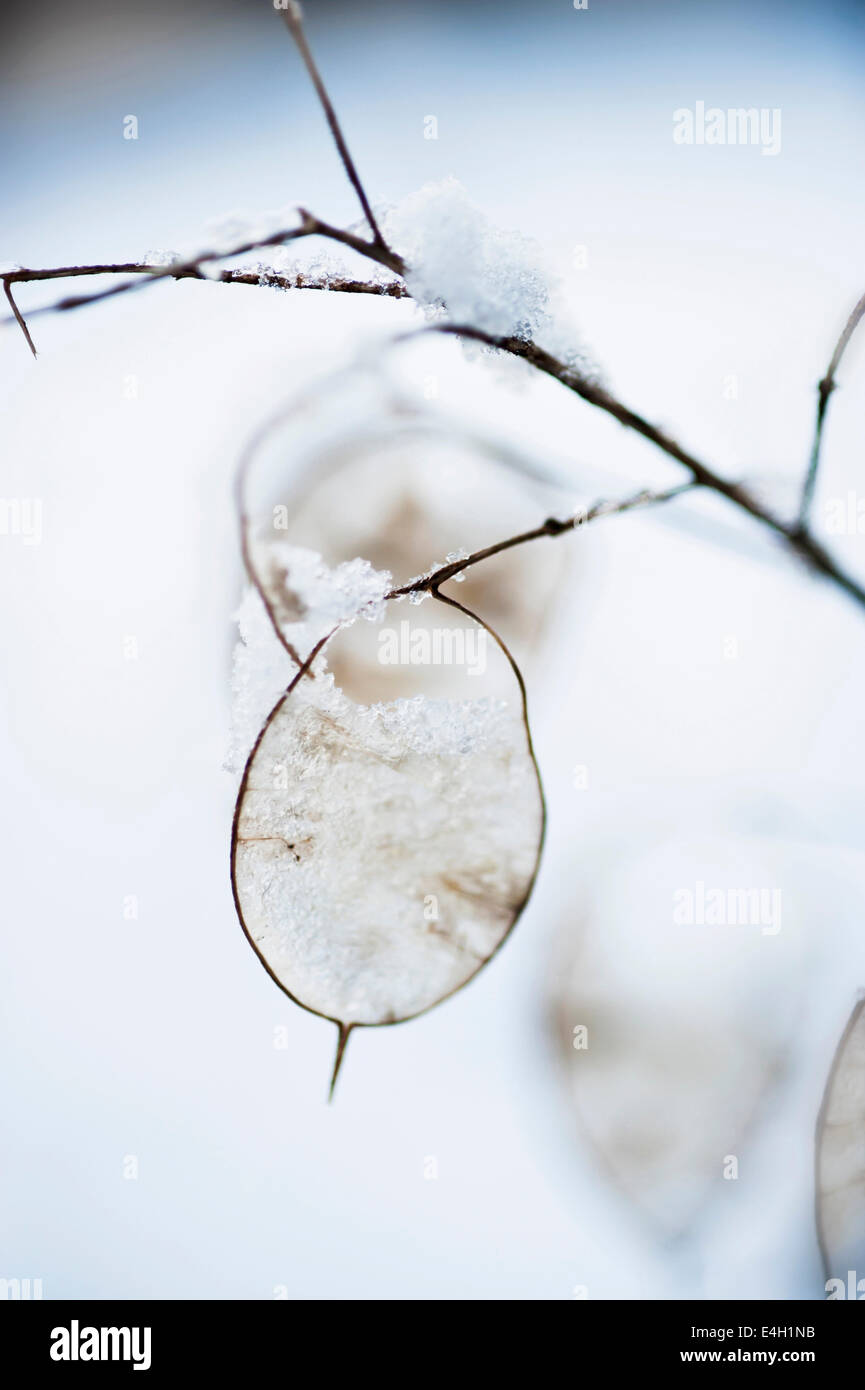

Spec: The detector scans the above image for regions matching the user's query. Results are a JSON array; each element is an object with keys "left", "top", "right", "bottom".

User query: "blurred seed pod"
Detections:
[
  {"left": 816, "top": 996, "right": 865, "bottom": 1287},
  {"left": 549, "top": 809, "right": 810, "bottom": 1239},
  {"left": 237, "top": 364, "right": 574, "bottom": 703}
]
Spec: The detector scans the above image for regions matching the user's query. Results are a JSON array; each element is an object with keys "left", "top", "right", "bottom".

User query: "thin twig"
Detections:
[
  {"left": 797, "top": 291, "right": 865, "bottom": 531},
  {"left": 279, "top": 2, "right": 389, "bottom": 250},
  {"left": 3, "top": 215, "right": 403, "bottom": 289},
  {"left": 387, "top": 483, "right": 698, "bottom": 597},
  {"left": 5, "top": 267, "right": 406, "bottom": 324},
  {"left": 1, "top": 213, "right": 405, "bottom": 347},
  {"left": 285, "top": 483, "right": 698, "bottom": 686}
]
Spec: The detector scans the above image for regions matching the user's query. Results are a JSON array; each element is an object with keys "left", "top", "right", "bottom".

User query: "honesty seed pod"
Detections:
[{"left": 231, "top": 596, "right": 545, "bottom": 1094}]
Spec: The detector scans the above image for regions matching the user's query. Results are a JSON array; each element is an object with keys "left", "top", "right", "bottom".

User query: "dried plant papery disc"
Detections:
[
  {"left": 261, "top": 436, "right": 568, "bottom": 702},
  {"left": 232, "top": 597, "right": 544, "bottom": 1031},
  {"left": 817, "top": 999, "right": 865, "bottom": 1281},
  {"left": 239, "top": 388, "right": 571, "bottom": 700},
  {"left": 551, "top": 830, "right": 807, "bottom": 1237}
]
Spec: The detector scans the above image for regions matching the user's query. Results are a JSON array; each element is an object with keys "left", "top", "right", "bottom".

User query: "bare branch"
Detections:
[
  {"left": 3, "top": 267, "right": 406, "bottom": 326},
  {"left": 279, "top": 2, "right": 389, "bottom": 251},
  {"left": 798, "top": 290, "right": 865, "bottom": 530}
]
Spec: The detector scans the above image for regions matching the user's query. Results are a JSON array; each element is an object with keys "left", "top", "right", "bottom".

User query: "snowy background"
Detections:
[{"left": 2, "top": 0, "right": 865, "bottom": 1299}]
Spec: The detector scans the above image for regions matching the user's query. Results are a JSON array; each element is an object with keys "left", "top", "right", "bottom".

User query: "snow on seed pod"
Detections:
[{"left": 231, "top": 586, "right": 545, "bottom": 1095}]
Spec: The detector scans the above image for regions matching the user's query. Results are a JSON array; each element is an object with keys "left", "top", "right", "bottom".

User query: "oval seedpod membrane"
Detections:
[
  {"left": 550, "top": 825, "right": 806, "bottom": 1239},
  {"left": 236, "top": 366, "right": 571, "bottom": 704},
  {"left": 231, "top": 593, "right": 545, "bottom": 1094},
  {"left": 817, "top": 998, "right": 865, "bottom": 1286},
  {"left": 265, "top": 432, "right": 570, "bottom": 702}
]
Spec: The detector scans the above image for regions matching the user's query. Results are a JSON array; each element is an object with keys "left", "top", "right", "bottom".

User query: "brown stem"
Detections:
[
  {"left": 279, "top": 3, "right": 389, "bottom": 252},
  {"left": 798, "top": 291, "right": 865, "bottom": 530},
  {"left": 1, "top": 215, "right": 405, "bottom": 348},
  {"left": 6, "top": 268, "right": 406, "bottom": 326},
  {"left": 388, "top": 483, "right": 697, "bottom": 597}
]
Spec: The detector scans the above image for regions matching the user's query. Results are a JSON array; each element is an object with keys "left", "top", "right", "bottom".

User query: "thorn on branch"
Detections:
[{"left": 3, "top": 279, "right": 37, "bottom": 357}]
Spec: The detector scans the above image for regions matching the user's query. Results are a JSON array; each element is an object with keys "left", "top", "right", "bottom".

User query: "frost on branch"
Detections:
[
  {"left": 385, "top": 177, "right": 554, "bottom": 341},
  {"left": 232, "top": 601, "right": 544, "bottom": 1052},
  {"left": 817, "top": 998, "right": 865, "bottom": 1285}
]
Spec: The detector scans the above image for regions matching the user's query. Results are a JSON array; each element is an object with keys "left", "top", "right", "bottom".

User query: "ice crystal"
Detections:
[
  {"left": 229, "top": 546, "right": 394, "bottom": 774},
  {"left": 227, "top": 587, "right": 294, "bottom": 776},
  {"left": 446, "top": 548, "right": 469, "bottom": 581},
  {"left": 249, "top": 539, "right": 392, "bottom": 657},
  {"left": 143, "top": 249, "right": 181, "bottom": 267}
]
